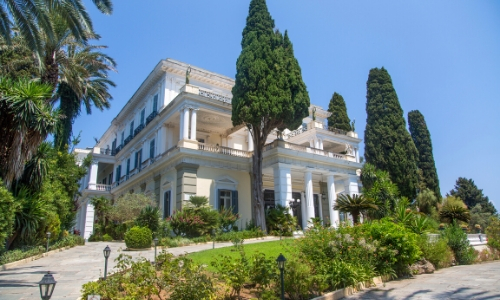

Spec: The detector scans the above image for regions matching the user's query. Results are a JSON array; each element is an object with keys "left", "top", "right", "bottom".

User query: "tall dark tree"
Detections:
[
  {"left": 232, "top": 0, "right": 310, "bottom": 230},
  {"left": 364, "top": 67, "right": 419, "bottom": 199},
  {"left": 327, "top": 92, "right": 351, "bottom": 132},
  {"left": 448, "top": 177, "right": 497, "bottom": 214},
  {"left": 408, "top": 110, "right": 441, "bottom": 200}
]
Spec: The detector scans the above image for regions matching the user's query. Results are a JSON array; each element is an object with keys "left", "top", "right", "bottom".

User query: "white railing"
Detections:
[
  {"left": 198, "top": 143, "right": 251, "bottom": 158},
  {"left": 264, "top": 140, "right": 356, "bottom": 162},
  {"left": 198, "top": 88, "right": 232, "bottom": 104},
  {"left": 94, "top": 184, "right": 111, "bottom": 191}
]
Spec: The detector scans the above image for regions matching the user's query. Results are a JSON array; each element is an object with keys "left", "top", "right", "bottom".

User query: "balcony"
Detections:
[
  {"left": 198, "top": 143, "right": 252, "bottom": 158},
  {"left": 264, "top": 140, "right": 356, "bottom": 162},
  {"left": 99, "top": 148, "right": 112, "bottom": 156},
  {"left": 124, "top": 135, "right": 133, "bottom": 146},
  {"left": 114, "top": 144, "right": 123, "bottom": 155},
  {"left": 146, "top": 111, "right": 158, "bottom": 125},
  {"left": 134, "top": 123, "right": 145, "bottom": 136},
  {"left": 85, "top": 184, "right": 112, "bottom": 192}
]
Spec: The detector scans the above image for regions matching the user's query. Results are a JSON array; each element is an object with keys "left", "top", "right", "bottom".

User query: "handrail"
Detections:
[{"left": 198, "top": 143, "right": 251, "bottom": 158}]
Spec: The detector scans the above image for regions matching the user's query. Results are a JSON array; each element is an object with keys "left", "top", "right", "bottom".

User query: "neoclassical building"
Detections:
[{"left": 74, "top": 59, "right": 362, "bottom": 239}]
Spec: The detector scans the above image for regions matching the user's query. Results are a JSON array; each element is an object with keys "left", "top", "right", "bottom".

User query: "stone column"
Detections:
[
  {"left": 190, "top": 109, "right": 198, "bottom": 141},
  {"left": 273, "top": 164, "right": 292, "bottom": 208},
  {"left": 319, "top": 139, "right": 324, "bottom": 150},
  {"left": 183, "top": 107, "right": 190, "bottom": 140},
  {"left": 309, "top": 140, "right": 314, "bottom": 148},
  {"left": 355, "top": 148, "right": 360, "bottom": 162},
  {"left": 343, "top": 175, "right": 360, "bottom": 224},
  {"left": 84, "top": 200, "right": 95, "bottom": 239},
  {"left": 314, "top": 139, "right": 320, "bottom": 149},
  {"left": 327, "top": 174, "right": 339, "bottom": 227},
  {"left": 179, "top": 108, "right": 184, "bottom": 141},
  {"left": 248, "top": 129, "right": 254, "bottom": 152},
  {"left": 88, "top": 161, "right": 98, "bottom": 190},
  {"left": 304, "top": 170, "right": 315, "bottom": 228}
]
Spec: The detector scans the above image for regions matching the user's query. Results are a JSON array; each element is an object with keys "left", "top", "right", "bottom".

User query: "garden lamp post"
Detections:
[
  {"left": 153, "top": 237, "right": 159, "bottom": 265},
  {"left": 276, "top": 253, "right": 286, "bottom": 300},
  {"left": 38, "top": 271, "right": 56, "bottom": 300},
  {"left": 46, "top": 232, "right": 51, "bottom": 253},
  {"left": 103, "top": 245, "right": 111, "bottom": 279}
]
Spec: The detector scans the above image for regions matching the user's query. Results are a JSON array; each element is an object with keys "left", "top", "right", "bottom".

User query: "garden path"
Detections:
[
  {"left": 346, "top": 260, "right": 500, "bottom": 300},
  {"left": 0, "top": 237, "right": 283, "bottom": 300}
]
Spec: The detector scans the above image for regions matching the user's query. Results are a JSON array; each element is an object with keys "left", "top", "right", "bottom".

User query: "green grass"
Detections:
[{"left": 187, "top": 239, "right": 296, "bottom": 272}]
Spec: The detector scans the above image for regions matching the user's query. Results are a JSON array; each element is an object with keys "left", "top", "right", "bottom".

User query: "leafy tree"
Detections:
[
  {"left": 135, "top": 205, "right": 160, "bottom": 233},
  {"left": 109, "top": 193, "right": 153, "bottom": 224},
  {"left": 0, "top": 77, "right": 56, "bottom": 189},
  {"left": 54, "top": 43, "right": 116, "bottom": 150},
  {"left": 0, "top": 181, "right": 18, "bottom": 247},
  {"left": 361, "top": 163, "right": 399, "bottom": 218},
  {"left": 440, "top": 196, "right": 470, "bottom": 224},
  {"left": 364, "top": 67, "right": 419, "bottom": 199},
  {"left": 0, "top": 35, "right": 39, "bottom": 79},
  {"left": 415, "top": 188, "right": 438, "bottom": 216},
  {"left": 327, "top": 92, "right": 351, "bottom": 131},
  {"left": 486, "top": 217, "right": 500, "bottom": 251},
  {"left": 334, "top": 194, "right": 378, "bottom": 224},
  {"left": 468, "top": 204, "right": 493, "bottom": 232},
  {"left": 448, "top": 177, "right": 497, "bottom": 214},
  {"left": 232, "top": 0, "right": 309, "bottom": 230},
  {"left": 408, "top": 110, "right": 441, "bottom": 200}
]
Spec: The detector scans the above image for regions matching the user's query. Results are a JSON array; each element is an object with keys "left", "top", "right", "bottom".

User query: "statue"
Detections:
[
  {"left": 185, "top": 66, "right": 191, "bottom": 85},
  {"left": 312, "top": 107, "right": 316, "bottom": 121}
]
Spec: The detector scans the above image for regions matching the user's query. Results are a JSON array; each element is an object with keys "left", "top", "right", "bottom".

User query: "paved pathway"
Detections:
[
  {"left": 346, "top": 261, "right": 500, "bottom": 300},
  {"left": 0, "top": 237, "right": 283, "bottom": 300}
]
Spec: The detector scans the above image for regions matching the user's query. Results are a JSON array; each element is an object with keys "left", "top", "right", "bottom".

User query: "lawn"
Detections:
[{"left": 187, "top": 239, "right": 296, "bottom": 272}]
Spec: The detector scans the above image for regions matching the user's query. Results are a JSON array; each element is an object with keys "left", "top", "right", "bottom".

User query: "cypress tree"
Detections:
[
  {"left": 408, "top": 110, "right": 441, "bottom": 200},
  {"left": 364, "top": 67, "right": 419, "bottom": 199},
  {"left": 232, "top": 0, "right": 310, "bottom": 230},
  {"left": 327, "top": 92, "right": 352, "bottom": 132}
]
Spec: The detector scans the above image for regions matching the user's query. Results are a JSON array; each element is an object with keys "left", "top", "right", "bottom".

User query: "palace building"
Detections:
[{"left": 74, "top": 59, "right": 362, "bottom": 239}]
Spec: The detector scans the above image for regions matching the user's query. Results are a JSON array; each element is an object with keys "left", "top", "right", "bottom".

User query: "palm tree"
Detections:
[
  {"left": 54, "top": 43, "right": 116, "bottom": 149},
  {"left": 0, "top": 77, "right": 57, "bottom": 189},
  {"left": 0, "top": 0, "right": 112, "bottom": 56},
  {"left": 440, "top": 196, "right": 471, "bottom": 224},
  {"left": 334, "top": 194, "right": 378, "bottom": 224}
]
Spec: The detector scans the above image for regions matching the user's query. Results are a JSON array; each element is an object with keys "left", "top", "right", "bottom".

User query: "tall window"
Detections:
[
  {"left": 140, "top": 109, "right": 145, "bottom": 125},
  {"left": 163, "top": 191, "right": 171, "bottom": 218},
  {"left": 126, "top": 158, "right": 130, "bottom": 176},
  {"left": 218, "top": 190, "right": 238, "bottom": 214},
  {"left": 115, "top": 165, "right": 121, "bottom": 183},
  {"left": 134, "top": 149, "right": 142, "bottom": 169},
  {"left": 150, "top": 139, "right": 155, "bottom": 159},
  {"left": 121, "top": 131, "right": 125, "bottom": 145},
  {"left": 112, "top": 139, "right": 116, "bottom": 152},
  {"left": 152, "top": 94, "right": 158, "bottom": 113},
  {"left": 108, "top": 172, "right": 113, "bottom": 185},
  {"left": 129, "top": 121, "right": 134, "bottom": 137}
]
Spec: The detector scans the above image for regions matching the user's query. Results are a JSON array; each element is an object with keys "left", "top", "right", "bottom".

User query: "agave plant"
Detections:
[{"left": 334, "top": 194, "right": 378, "bottom": 224}]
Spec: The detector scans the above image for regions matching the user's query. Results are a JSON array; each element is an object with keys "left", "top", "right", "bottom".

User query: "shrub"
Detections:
[
  {"left": 266, "top": 205, "right": 297, "bottom": 236},
  {"left": 0, "top": 246, "right": 44, "bottom": 265},
  {"left": 486, "top": 217, "right": 500, "bottom": 251},
  {"left": 168, "top": 205, "right": 219, "bottom": 237},
  {"left": 219, "top": 207, "right": 239, "bottom": 232},
  {"left": 102, "top": 234, "right": 113, "bottom": 242},
  {"left": 282, "top": 258, "right": 318, "bottom": 300},
  {"left": 211, "top": 249, "right": 249, "bottom": 298},
  {"left": 135, "top": 205, "right": 160, "bottom": 233},
  {"left": 0, "top": 183, "right": 18, "bottom": 244},
  {"left": 124, "top": 226, "right": 152, "bottom": 249},
  {"left": 417, "top": 235, "right": 453, "bottom": 269},
  {"left": 109, "top": 193, "right": 153, "bottom": 223},
  {"left": 442, "top": 222, "right": 476, "bottom": 265}
]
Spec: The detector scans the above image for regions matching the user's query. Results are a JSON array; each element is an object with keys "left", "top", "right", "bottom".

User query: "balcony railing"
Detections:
[
  {"left": 198, "top": 143, "right": 252, "bottom": 158},
  {"left": 198, "top": 88, "right": 232, "bottom": 104},
  {"left": 99, "top": 148, "right": 112, "bottom": 155},
  {"left": 124, "top": 135, "right": 133, "bottom": 146},
  {"left": 134, "top": 123, "right": 145, "bottom": 136},
  {"left": 86, "top": 184, "right": 112, "bottom": 191},
  {"left": 264, "top": 140, "right": 355, "bottom": 162},
  {"left": 146, "top": 111, "right": 158, "bottom": 125},
  {"left": 322, "top": 125, "right": 348, "bottom": 135}
]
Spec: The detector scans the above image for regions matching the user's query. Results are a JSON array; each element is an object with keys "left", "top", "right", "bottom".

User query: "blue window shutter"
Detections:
[
  {"left": 232, "top": 190, "right": 238, "bottom": 214},
  {"left": 216, "top": 189, "right": 220, "bottom": 210}
]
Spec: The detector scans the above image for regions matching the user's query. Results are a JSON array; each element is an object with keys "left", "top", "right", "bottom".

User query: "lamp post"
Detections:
[
  {"left": 276, "top": 253, "right": 286, "bottom": 300},
  {"left": 38, "top": 271, "right": 56, "bottom": 300},
  {"left": 153, "top": 237, "right": 159, "bottom": 265},
  {"left": 46, "top": 232, "right": 51, "bottom": 253},
  {"left": 103, "top": 245, "right": 111, "bottom": 279}
]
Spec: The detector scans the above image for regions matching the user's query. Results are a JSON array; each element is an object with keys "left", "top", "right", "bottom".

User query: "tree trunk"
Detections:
[
  {"left": 41, "top": 53, "right": 59, "bottom": 95},
  {"left": 250, "top": 127, "right": 267, "bottom": 232},
  {"left": 352, "top": 211, "right": 360, "bottom": 225}
]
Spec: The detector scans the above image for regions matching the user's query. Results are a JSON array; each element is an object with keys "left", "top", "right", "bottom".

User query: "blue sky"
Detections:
[{"left": 77, "top": 1, "right": 500, "bottom": 209}]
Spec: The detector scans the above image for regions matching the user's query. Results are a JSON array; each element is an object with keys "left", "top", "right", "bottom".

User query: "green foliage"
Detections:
[
  {"left": 469, "top": 204, "right": 494, "bottom": 232},
  {"left": 232, "top": 0, "right": 310, "bottom": 231},
  {"left": 327, "top": 92, "right": 352, "bottom": 132},
  {"left": 135, "top": 205, "right": 160, "bottom": 233},
  {"left": 440, "top": 196, "right": 471, "bottom": 224},
  {"left": 0, "top": 182, "right": 17, "bottom": 245},
  {"left": 219, "top": 207, "right": 239, "bottom": 232},
  {"left": 102, "top": 234, "right": 113, "bottom": 242},
  {"left": 408, "top": 110, "right": 441, "bottom": 200},
  {"left": 124, "top": 226, "right": 152, "bottom": 249},
  {"left": 442, "top": 222, "right": 476, "bottom": 265},
  {"left": 333, "top": 194, "right": 378, "bottom": 224},
  {"left": 364, "top": 67, "right": 419, "bottom": 199},
  {"left": 0, "top": 36, "right": 39, "bottom": 79},
  {"left": 361, "top": 163, "right": 399, "bottom": 218},
  {"left": 321, "top": 260, "right": 375, "bottom": 290},
  {"left": 449, "top": 177, "right": 497, "bottom": 214},
  {"left": 486, "top": 217, "right": 500, "bottom": 251},
  {"left": 417, "top": 235, "right": 454, "bottom": 269},
  {"left": 168, "top": 197, "right": 220, "bottom": 237},
  {"left": 415, "top": 189, "right": 439, "bottom": 216},
  {"left": 265, "top": 205, "right": 297, "bottom": 236},
  {"left": 211, "top": 249, "right": 249, "bottom": 298},
  {"left": 282, "top": 257, "right": 316, "bottom": 300},
  {"left": 188, "top": 195, "right": 209, "bottom": 207},
  {"left": 109, "top": 193, "right": 153, "bottom": 223}
]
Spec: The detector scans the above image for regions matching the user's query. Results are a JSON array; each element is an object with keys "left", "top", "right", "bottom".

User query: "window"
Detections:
[
  {"left": 163, "top": 191, "right": 171, "bottom": 218},
  {"left": 152, "top": 94, "right": 158, "bottom": 113},
  {"left": 134, "top": 149, "right": 142, "bottom": 169},
  {"left": 108, "top": 172, "right": 113, "bottom": 185},
  {"left": 218, "top": 190, "right": 238, "bottom": 214},
  {"left": 112, "top": 139, "right": 116, "bottom": 152},
  {"left": 102, "top": 178, "right": 107, "bottom": 185},
  {"left": 313, "top": 194, "right": 321, "bottom": 220},
  {"left": 126, "top": 158, "right": 130, "bottom": 176},
  {"left": 150, "top": 139, "right": 155, "bottom": 159},
  {"left": 140, "top": 109, "right": 145, "bottom": 125},
  {"left": 121, "top": 131, "right": 125, "bottom": 145},
  {"left": 130, "top": 121, "right": 134, "bottom": 137},
  {"left": 115, "top": 165, "right": 121, "bottom": 183}
]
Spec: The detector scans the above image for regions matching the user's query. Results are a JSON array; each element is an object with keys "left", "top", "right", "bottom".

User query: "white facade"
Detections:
[{"left": 74, "top": 59, "right": 363, "bottom": 239}]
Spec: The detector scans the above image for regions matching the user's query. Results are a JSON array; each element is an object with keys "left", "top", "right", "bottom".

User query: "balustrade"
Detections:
[{"left": 198, "top": 143, "right": 251, "bottom": 158}]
